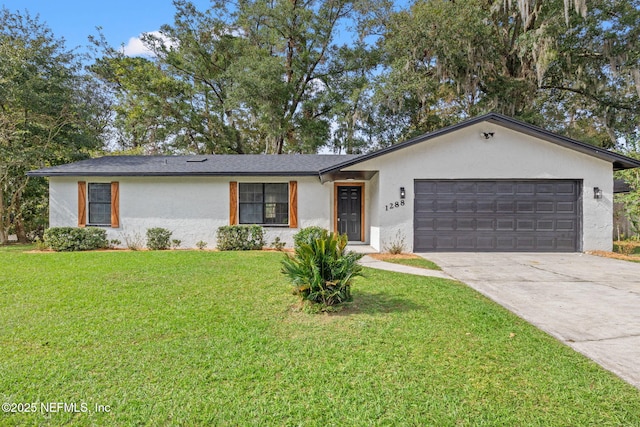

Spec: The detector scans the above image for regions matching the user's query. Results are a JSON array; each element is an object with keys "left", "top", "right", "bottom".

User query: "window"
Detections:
[
  {"left": 88, "top": 183, "right": 111, "bottom": 225},
  {"left": 239, "top": 183, "right": 289, "bottom": 225}
]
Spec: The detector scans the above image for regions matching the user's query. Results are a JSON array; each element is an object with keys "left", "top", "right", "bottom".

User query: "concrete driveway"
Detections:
[{"left": 420, "top": 252, "right": 640, "bottom": 389}]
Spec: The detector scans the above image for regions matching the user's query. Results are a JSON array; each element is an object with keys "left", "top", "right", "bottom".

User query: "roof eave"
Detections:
[{"left": 27, "top": 171, "right": 322, "bottom": 178}]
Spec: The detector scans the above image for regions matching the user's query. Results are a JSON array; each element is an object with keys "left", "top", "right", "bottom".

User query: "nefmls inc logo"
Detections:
[{"left": 41, "top": 402, "right": 89, "bottom": 413}]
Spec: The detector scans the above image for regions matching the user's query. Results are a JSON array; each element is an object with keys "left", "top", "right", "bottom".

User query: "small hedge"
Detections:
[
  {"left": 217, "top": 225, "right": 265, "bottom": 251},
  {"left": 43, "top": 227, "right": 108, "bottom": 252},
  {"left": 146, "top": 227, "right": 172, "bottom": 250}
]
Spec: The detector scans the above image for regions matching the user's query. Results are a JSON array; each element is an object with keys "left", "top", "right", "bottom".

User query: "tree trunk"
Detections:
[
  {"left": 15, "top": 218, "right": 28, "bottom": 243},
  {"left": 0, "top": 185, "right": 8, "bottom": 245},
  {"left": 14, "top": 194, "right": 28, "bottom": 243},
  {"left": 276, "top": 134, "right": 285, "bottom": 154}
]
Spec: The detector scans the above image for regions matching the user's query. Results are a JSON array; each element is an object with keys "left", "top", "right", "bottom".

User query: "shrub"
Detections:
[
  {"left": 614, "top": 241, "right": 638, "bottom": 256},
  {"left": 196, "top": 240, "right": 208, "bottom": 250},
  {"left": 171, "top": 239, "right": 182, "bottom": 249},
  {"left": 109, "top": 239, "right": 122, "bottom": 249},
  {"left": 146, "top": 227, "right": 172, "bottom": 250},
  {"left": 217, "top": 225, "right": 265, "bottom": 251},
  {"left": 124, "top": 232, "right": 144, "bottom": 251},
  {"left": 271, "top": 237, "right": 286, "bottom": 251},
  {"left": 383, "top": 230, "right": 406, "bottom": 255},
  {"left": 33, "top": 237, "right": 48, "bottom": 251},
  {"left": 293, "top": 226, "right": 326, "bottom": 249},
  {"left": 281, "top": 230, "right": 363, "bottom": 308},
  {"left": 43, "top": 227, "right": 108, "bottom": 252}
]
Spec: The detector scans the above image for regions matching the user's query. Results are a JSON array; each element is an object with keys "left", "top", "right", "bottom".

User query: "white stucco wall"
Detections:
[
  {"left": 344, "top": 122, "right": 614, "bottom": 252},
  {"left": 48, "top": 121, "right": 616, "bottom": 252},
  {"left": 49, "top": 175, "right": 331, "bottom": 249}
]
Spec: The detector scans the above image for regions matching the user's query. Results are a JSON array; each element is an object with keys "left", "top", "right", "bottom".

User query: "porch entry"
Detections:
[{"left": 335, "top": 183, "right": 364, "bottom": 242}]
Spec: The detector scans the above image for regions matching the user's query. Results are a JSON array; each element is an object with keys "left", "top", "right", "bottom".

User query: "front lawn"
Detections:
[{"left": 1, "top": 246, "right": 639, "bottom": 425}]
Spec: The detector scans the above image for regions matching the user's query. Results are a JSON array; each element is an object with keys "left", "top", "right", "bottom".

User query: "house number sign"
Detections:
[{"left": 385, "top": 200, "right": 405, "bottom": 211}]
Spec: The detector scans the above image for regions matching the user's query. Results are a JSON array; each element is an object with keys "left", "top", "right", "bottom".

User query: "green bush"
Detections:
[
  {"left": 146, "top": 227, "right": 172, "bottom": 250},
  {"left": 281, "top": 230, "right": 363, "bottom": 308},
  {"left": 43, "top": 227, "right": 108, "bottom": 252},
  {"left": 216, "top": 225, "right": 265, "bottom": 251},
  {"left": 293, "top": 226, "right": 326, "bottom": 249}
]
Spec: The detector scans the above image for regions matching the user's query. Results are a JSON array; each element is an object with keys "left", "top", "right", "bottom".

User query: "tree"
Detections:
[
  {"left": 0, "top": 8, "right": 107, "bottom": 243},
  {"left": 92, "top": 0, "right": 388, "bottom": 154},
  {"left": 375, "top": 0, "right": 640, "bottom": 146}
]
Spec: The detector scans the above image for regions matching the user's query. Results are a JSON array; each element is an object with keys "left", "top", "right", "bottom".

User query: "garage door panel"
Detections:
[
  {"left": 536, "top": 201, "right": 555, "bottom": 213},
  {"left": 496, "top": 236, "right": 516, "bottom": 249},
  {"left": 536, "top": 237, "right": 554, "bottom": 248},
  {"left": 415, "top": 199, "right": 436, "bottom": 212},
  {"left": 456, "top": 200, "right": 475, "bottom": 212},
  {"left": 517, "top": 183, "right": 535, "bottom": 194},
  {"left": 415, "top": 217, "right": 435, "bottom": 230},
  {"left": 556, "top": 220, "right": 576, "bottom": 231},
  {"left": 476, "top": 201, "right": 495, "bottom": 213},
  {"left": 536, "top": 219, "right": 554, "bottom": 230},
  {"left": 437, "top": 182, "right": 457, "bottom": 194},
  {"left": 496, "top": 219, "right": 515, "bottom": 231},
  {"left": 517, "top": 201, "right": 534, "bottom": 213},
  {"left": 455, "top": 236, "right": 475, "bottom": 249},
  {"left": 516, "top": 236, "right": 535, "bottom": 250},
  {"left": 556, "top": 238, "right": 577, "bottom": 250},
  {"left": 435, "top": 218, "right": 455, "bottom": 230},
  {"left": 516, "top": 219, "right": 535, "bottom": 231},
  {"left": 557, "top": 202, "right": 577, "bottom": 213},
  {"left": 436, "top": 236, "right": 455, "bottom": 249},
  {"left": 497, "top": 201, "right": 516, "bottom": 212},
  {"left": 435, "top": 200, "right": 456, "bottom": 212},
  {"left": 477, "top": 236, "right": 496, "bottom": 249},
  {"left": 414, "top": 180, "right": 580, "bottom": 252},
  {"left": 476, "top": 218, "right": 494, "bottom": 230},
  {"left": 536, "top": 183, "right": 555, "bottom": 194},
  {"left": 497, "top": 183, "right": 516, "bottom": 194},
  {"left": 463, "top": 183, "right": 480, "bottom": 194},
  {"left": 414, "top": 181, "right": 437, "bottom": 194},
  {"left": 556, "top": 182, "right": 577, "bottom": 194},
  {"left": 477, "top": 182, "right": 497, "bottom": 194}
]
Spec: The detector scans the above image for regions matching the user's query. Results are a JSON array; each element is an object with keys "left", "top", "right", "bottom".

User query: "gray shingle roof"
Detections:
[
  {"left": 28, "top": 113, "right": 640, "bottom": 178},
  {"left": 28, "top": 154, "right": 360, "bottom": 177}
]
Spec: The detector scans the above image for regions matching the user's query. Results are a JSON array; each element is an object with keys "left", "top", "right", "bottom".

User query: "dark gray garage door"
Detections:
[{"left": 414, "top": 180, "right": 581, "bottom": 252}]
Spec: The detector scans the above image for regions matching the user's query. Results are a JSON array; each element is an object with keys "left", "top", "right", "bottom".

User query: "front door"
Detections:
[{"left": 337, "top": 185, "right": 362, "bottom": 241}]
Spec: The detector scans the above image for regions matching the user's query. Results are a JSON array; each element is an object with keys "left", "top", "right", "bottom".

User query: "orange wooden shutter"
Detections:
[
  {"left": 229, "top": 181, "right": 238, "bottom": 225},
  {"left": 77, "top": 181, "right": 87, "bottom": 227},
  {"left": 289, "top": 180, "right": 298, "bottom": 228},
  {"left": 110, "top": 182, "right": 120, "bottom": 228}
]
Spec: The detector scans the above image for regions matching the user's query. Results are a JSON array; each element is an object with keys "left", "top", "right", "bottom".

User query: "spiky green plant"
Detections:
[{"left": 281, "top": 230, "right": 363, "bottom": 307}]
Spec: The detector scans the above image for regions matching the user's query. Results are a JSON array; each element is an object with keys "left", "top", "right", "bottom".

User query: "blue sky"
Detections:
[
  {"left": 2, "top": 0, "right": 213, "bottom": 55},
  {"left": 3, "top": 0, "right": 406, "bottom": 56}
]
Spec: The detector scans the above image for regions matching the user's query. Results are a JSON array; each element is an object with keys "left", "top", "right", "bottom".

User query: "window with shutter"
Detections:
[
  {"left": 88, "top": 183, "right": 112, "bottom": 226},
  {"left": 238, "top": 183, "right": 290, "bottom": 225}
]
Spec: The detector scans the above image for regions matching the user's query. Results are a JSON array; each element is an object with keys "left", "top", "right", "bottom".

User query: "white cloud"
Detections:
[
  {"left": 122, "top": 31, "right": 176, "bottom": 57},
  {"left": 122, "top": 35, "right": 150, "bottom": 56}
]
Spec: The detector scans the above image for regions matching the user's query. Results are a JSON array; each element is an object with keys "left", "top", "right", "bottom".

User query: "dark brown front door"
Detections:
[{"left": 337, "top": 186, "right": 362, "bottom": 241}]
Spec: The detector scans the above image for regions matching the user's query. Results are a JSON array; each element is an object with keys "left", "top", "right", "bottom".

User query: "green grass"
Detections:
[
  {"left": 1, "top": 245, "right": 640, "bottom": 426},
  {"left": 379, "top": 256, "right": 442, "bottom": 270}
]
